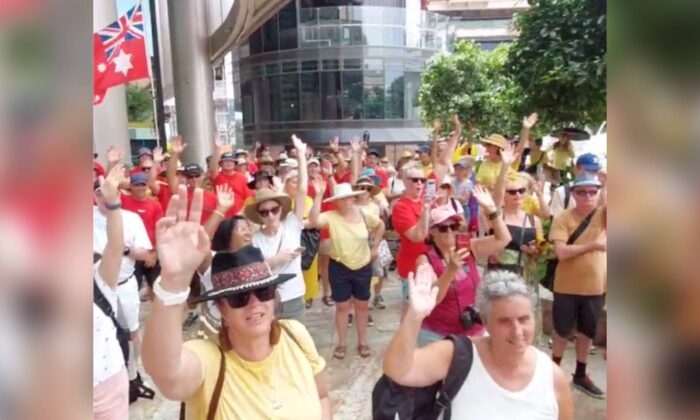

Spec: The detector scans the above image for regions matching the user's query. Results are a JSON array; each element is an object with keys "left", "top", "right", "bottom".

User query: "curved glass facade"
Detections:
[{"left": 229, "top": 0, "right": 453, "bottom": 145}]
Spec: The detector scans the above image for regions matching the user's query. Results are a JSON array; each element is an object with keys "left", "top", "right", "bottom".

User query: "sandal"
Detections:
[
  {"left": 322, "top": 296, "right": 335, "bottom": 307},
  {"left": 358, "top": 344, "right": 371, "bottom": 358},
  {"left": 305, "top": 299, "right": 313, "bottom": 309},
  {"left": 333, "top": 345, "right": 347, "bottom": 359}
]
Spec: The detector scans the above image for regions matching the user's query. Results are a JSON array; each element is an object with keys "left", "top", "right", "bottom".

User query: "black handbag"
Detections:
[{"left": 300, "top": 228, "right": 321, "bottom": 270}]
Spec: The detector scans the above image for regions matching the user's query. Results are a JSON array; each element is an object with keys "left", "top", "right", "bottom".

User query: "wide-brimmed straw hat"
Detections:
[
  {"left": 323, "top": 183, "right": 363, "bottom": 203},
  {"left": 194, "top": 246, "right": 295, "bottom": 302},
  {"left": 244, "top": 188, "right": 293, "bottom": 225},
  {"left": 551, "top": 127, "right": 590, "bottom": 141},
  {"left": 354, "top": 176, "right": 381, "bottom": 196},
  {"left": 480, "top": 134, "right": 508, "bottom": 149}
]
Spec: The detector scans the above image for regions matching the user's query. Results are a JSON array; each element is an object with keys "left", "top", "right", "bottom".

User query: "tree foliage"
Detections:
[
  {"left": 126, "top": 83, "right": 154, "bottom": 123},
  {"left": 506, "top": 0, "right": 607, "bottom": 131},
  {"left": 418, "top": 41, "right": 524, "bottom": 140}
]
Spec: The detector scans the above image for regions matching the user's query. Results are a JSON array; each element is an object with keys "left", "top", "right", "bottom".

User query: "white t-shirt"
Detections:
[
  {"left": 93, "top": 206, "right": 152, "bottom": 281},
  {"left": 388, "top": 177, "right": 405, "bottom": 196},
  {"left": 550, "top": 185, "right": 576, "bottom": 218},
  {"left": 252, "top": 213, "right": 304, "bottom": 302},
  {"left": 93, "top": 266, "right": 124, "bottom": 387}
]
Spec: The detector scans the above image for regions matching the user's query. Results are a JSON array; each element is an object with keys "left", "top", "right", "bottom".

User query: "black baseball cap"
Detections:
[{"left": 184, "top": 163, "right": 204, "bottom": 177}]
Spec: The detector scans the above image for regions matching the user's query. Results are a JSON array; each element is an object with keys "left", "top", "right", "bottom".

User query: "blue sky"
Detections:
[{"left": 116, "top": 0, "right": 154, "bottom": 56}]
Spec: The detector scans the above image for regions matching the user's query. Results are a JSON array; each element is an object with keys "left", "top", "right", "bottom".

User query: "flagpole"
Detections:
[{"left": 144, "top": 0, "right": 167, "bottom": 148}]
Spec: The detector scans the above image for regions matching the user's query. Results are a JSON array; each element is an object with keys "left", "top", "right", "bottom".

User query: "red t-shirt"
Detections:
[
  {"left": 248, "top": 162, "right": 258, "bottom": 174},
  {"left": 391, "top": 196, "right": 428, "bottom": 278},
  {"left": 187, "top": 189, "right": 218, "bottom": 225},
  {"left": 369, "top": 167, "right": 389, "bottom": 189},
  {"left": 121, "top": 194, "right": 164, "bottom": 245},
  {"left": 155, "top": 180, "right": 173, "bottom": 213},
  {"left": 94, "top": 161, "right": 105, "bottom": 178},
  {"left": 214, "top": 171, "right": 252, "bottom": 216}
]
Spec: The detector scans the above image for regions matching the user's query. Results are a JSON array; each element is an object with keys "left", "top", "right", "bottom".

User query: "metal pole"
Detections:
[{"left": 147, "top": 0, "right": 167, "bottom": 147}]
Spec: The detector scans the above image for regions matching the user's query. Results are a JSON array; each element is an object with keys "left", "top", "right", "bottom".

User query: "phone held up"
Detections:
[
  {"left": 456, "top": 233, "right": 471, "bottom": 262},
  {"left": 425, "top": 179, "right": 437, "bottom": 201}
]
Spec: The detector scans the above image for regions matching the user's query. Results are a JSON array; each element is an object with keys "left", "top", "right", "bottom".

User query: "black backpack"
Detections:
[
  {"left": 300, "top": 228, "right": 321, "bottom": 270},
  {"left": 372, "top": 335, "right": 474, "bottom": 420}
]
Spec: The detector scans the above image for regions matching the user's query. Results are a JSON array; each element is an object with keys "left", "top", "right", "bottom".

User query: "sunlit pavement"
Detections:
[{"left": 129, "top": 271, "right": 606, "bottom": 419}]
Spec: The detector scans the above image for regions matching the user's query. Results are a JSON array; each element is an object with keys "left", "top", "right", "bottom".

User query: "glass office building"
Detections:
[{"left": 228, "top": 0, "right": 453, "bottom": 146}]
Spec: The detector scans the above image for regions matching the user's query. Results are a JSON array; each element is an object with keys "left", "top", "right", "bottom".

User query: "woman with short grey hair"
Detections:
[{"left": 383, "top": 267, "right": 574, "bottom": 419}]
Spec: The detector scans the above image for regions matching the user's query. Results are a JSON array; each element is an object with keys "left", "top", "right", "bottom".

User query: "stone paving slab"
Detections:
[{"left": 129, "top": 272, "right": 606, "bottom": 419}]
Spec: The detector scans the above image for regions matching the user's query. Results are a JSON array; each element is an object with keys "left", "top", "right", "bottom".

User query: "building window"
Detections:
[
  {"left": 254, "top": 77, "right": 270, "bottom": 122},
  {"left": 267, "top": 75, "right": 282, "bottom": 122},
  {"left": 321, "top": 71, "right": 342, "bottom": 120},
  {"left": 241, "top": 80, "right": 254, "bottom": 125},
  {"left": 384, "top": 70, "right": 404, "bottom": 119},
  {"left": 263, "top": 15, "right": 279, "bottom": 53},
  {"left": 279, "top": 1, "right": 298, "bottom": 50},
  {"left": 342, "top": 71, "right": 363, "bottom": 120},
  {"left": 300, "top": 72, "right": 321, "bottom": 120},
  {"left": 322, "top": 59, "right": 340, "bottom": 70},
  {"left": 301, "top": 60, "right": 319, "bottom": 72},
  {"left": 280, "top": 74, "right": 300, "bottom": 121},
  {"left": 364, "top": 68, "right": 384, "bottom": 119},
  {"left": 249, "top": 29, "right": 263, "bottom": 55}
]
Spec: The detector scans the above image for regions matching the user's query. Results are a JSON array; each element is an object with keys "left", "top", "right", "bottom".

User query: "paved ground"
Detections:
[{"left": 129, "top": 272, "right": 606, "bottom": 419}]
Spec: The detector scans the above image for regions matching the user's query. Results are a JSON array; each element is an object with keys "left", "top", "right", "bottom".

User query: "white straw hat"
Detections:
[{"left": 323, "top": 183, "right": 363, "bottom": 203}]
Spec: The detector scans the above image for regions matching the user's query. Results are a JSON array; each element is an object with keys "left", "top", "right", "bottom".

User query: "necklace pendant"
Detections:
[{"left": 271, "top": 400, "right": 283, "bottom": 410}]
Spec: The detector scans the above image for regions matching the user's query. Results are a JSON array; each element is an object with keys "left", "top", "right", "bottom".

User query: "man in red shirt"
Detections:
[
  {"left": 208, "top": 147, "right": 252, "bottom": 217},
  {"left": 147, "top": 146, "right": 185, "bottom": 213},
  {"left": 131, "top": 147, "right": 157, "bottom": 175},
  {"left": 121, "top": 172, "right": 162, "bottom": 296},
  {"left": 391, "top": 166, "right": 431, "bottom": 319},
  {"left": 167, "top": 136, "right": 219, "bottom": 224}
]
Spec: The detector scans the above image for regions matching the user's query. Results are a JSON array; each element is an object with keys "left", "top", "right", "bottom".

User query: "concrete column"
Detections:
[
  {"left": 93, "top": 0, "right": 131, "bottom": 162},
  {"left": 167, "top": 0, "right": 215, "bottom": 165}
]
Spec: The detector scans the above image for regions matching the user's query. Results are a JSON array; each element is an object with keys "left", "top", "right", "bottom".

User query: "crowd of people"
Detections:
[{"left": 92, "top": 113, "right": 607, "bottom": 419}]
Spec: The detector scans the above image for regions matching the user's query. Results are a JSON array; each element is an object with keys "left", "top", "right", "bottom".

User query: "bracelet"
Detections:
[
  {"left": 487, "top": 208, "right": 501, "bottom": 221},
  {"left": 153, "top": 278, "right": 190, "bottom": 306},
  {"left": 213, "top": 209, "right": 226, "bottom": 218},
  {"left": 105, "top": 201, "right": 121, "bottom": 210}
]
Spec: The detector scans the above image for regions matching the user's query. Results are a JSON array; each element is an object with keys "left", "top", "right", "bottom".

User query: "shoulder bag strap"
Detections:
[
  {"left": 179, "top": 346, "right": 226, "bottom": 420},
  {"left": 279, "top": 322, "right": 304, "bottom": 352},
  {"left": 515, "top": 213, "right": 530, "bottom": 267},
  {"left": 358, "top": 208, "right": 373, "bottom": 246},
  {"left": 564, "top": 186, "right": 572, "bottom": 209},
  {"left": 567, "top": 209, "right": 597, "bottom": 245},
  {"left": 434, "top": 335, "right": 474, "bottom": 420}
]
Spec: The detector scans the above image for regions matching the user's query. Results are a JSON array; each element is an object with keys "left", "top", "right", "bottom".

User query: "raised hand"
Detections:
[
  {"left": 106, "top": 145, "right": 123, "bottom": 165},
  {"left": 170, "top": 135, "right": 187, "bottom": 155},
  {"left": 291, "top": 134, "right": 307, "bottom": 156},
  {"left": 216, "top": 184, "right": 235, "bottom": 211},
  {"left": 156, "top": 185, "right": 211, "bottom": 290},
  {"left": 523, "top": 113, "right": 538, "bottom": 129},
  {"left": 433, "top": 118, "right": 442, "bottom": 133},
  {"left": 472, "top": 185, "right": 496, "bottom": 211},
  {"left": 311, "top": 177, "right": 327, "bottom": 197},
  {"left": 407, "top": 262, "right": 439, "bottom": 320},
  {"left": 453, "top": 114, "right": 462, "bottom": 133},
  {"left": 153, "top": 146, "right": 165, "bottom": 164},
  {"left": 329, "top": 136, "right": 340, "bottom": 154},
  {"left": 101, "top": 164, "right": 127, "bottom": 203},
  {"left": 500, "top": 142, "right": 519, "bottom": 167},
  {"left": 598, "top": 168, "right": 607, "bottom": 186},
  {"left": 349, "top": 136, "right": 363, "bottom": 154}
]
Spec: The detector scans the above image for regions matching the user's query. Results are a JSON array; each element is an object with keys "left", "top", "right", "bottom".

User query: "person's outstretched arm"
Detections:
[
  {"left": 97, "top": 164, "right": 127, "bottom": 289},
  {"left": 142, "top": 186, "right": 211, "bottom": 401},
  {"left": 383, "top": 264, "right": 454, "bottom": 387},
  {"left": 292, "top": 134, "right": 309, "bottom": 221}
]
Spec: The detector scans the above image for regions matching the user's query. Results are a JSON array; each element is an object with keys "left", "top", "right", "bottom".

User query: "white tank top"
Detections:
[{"left": 449, "top": 342, "right": 559, "bottom": 419}]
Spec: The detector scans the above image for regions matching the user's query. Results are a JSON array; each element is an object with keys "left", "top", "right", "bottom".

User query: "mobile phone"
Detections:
[
  {"left": 456, "top": 233, "right": 471, "bottom": 261},
  {"left": 425, "top": 179, "right": 437, "bottom": 200}
]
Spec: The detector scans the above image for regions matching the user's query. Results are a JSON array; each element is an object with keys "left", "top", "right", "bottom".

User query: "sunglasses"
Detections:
[
  {"left": 506, "top": 188, "right": 527, "bottom": 196},
  {"left": 574, "top": 189, "right": 599, "bottom": 197},
  {"left": 356, "top": 186, "right": 372, "bottom": 191},
  {"left": 436, "top": 223, "right": 460, "bottom": 233},
  {"left": 410, "top": 177, "right": 426, "bottom": 184},
  {"left": 141, "top": 166, "right": 152, "bottom": 171},
  {"left": 224, "top": 285, "right": 277, "bottom": 309},
  {"left": 258, "top": 205, "right": 281, "bottom": 218}
]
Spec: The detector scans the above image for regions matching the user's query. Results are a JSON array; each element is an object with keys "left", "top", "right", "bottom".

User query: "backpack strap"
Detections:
[
  {"left": 179, "top": 346, "right": 226, "bottom": 420},
  {"left": 433, "top": 335, "right": 474, "bottom": 420}
]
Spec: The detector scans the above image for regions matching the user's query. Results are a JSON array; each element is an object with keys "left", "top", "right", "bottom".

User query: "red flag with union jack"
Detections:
[{"left": 93, "top": 2, "right": 150, "bottom": 105}]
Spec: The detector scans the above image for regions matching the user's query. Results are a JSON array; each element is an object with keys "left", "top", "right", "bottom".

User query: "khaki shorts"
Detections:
[{"left": 318, "top": 239, "right": 332, "bottom": 256}]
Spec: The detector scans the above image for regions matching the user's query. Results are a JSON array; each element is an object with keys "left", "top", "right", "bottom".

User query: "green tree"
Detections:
[
  {"left": 482, "top": 43, "right": 526, "bottom": 138},
  {"left": 506, "top": 0, "right": 606, "bottom": 132},
  {"left": 126, "top": 83, "right": 154, "bottom": 123}
]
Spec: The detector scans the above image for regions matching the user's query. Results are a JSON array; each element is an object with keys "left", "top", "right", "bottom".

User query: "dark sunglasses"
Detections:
[
  {"left": 141, "top": 167, "right": 152, "bottom": 172},
  {"left": 436, "top": 223, "right": 460, "bottom": 233},
  {"left": 410, "top": 177, "right": 426, "bottom": 184},
  {"left": 258, "top": 205, "right": 281, "bottom": 218},
  {"left": 356, "top": 186, "right": 372, "bottom": 191},
  {"left": 574, "top": 189, "right": 599, "bottom": 197},
  {"left": 506, "top": 188, "right": 527, "bottom": 195},
  {"left": 224, "top": 285, "right": 277, "bottom": 309}
]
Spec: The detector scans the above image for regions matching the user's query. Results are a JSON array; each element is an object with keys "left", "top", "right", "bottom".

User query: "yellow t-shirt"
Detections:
[
  {"left": 422, "top": 162, "right": 434, "bottom": 177},
  {"left": 548, "top": 142, "right": 574, "bottom": 170},
  {"left": 291, "top": 196, "right": 314, "bottom": 219},
  {"left": 475, "top": 159, "right": 503, "bottom": 188},
  {"left": 318, "top": 209, "right": 381, "bottom": 270},
  {"left": 183, "top": 320, "right": 325, "bottom": 420},
  {"left": 549, "top": 208, "right": 606, "bottom": 295}
]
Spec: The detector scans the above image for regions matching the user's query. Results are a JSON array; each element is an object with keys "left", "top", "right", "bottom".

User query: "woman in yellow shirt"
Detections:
[
  {"left": 308, "top": 181, "right": 385, "bottom": 360},
  {"left": 142, "top": 187, "right": 331, "bottom": 420}
]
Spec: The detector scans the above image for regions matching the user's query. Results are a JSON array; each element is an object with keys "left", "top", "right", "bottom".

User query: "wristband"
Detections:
[
  {"left": 487, "top": 208, "right": 501, "bottom": 221},
  {"left": 153, "top": 278, "right": 190, "bottom": 306},
  {"left": 213, "top": 209, "right": 226, "bottom": 218},
  {"left": 105, "top": 201, "right": 121, "bottom": 210}
]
